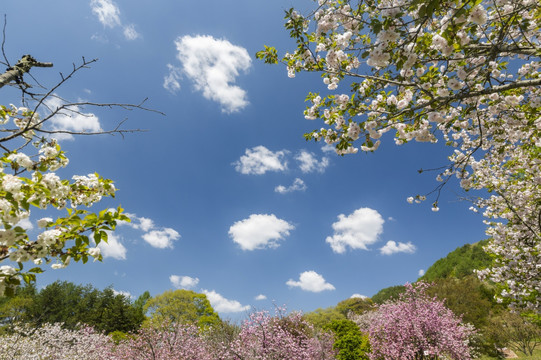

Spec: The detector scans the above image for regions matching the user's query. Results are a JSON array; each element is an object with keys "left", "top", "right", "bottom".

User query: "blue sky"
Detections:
[{"left": 2, "top": 0, "right": 487, "bottom": 318}]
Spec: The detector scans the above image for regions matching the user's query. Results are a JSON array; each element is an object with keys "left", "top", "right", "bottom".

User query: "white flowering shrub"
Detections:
[{"left": 258, "top": 0, "right": 541, "bottom": 312}]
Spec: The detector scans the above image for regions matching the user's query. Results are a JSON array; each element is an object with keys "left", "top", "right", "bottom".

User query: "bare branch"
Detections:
[{"left": 1, "top": 14, "right": 8, "bottom": 67}]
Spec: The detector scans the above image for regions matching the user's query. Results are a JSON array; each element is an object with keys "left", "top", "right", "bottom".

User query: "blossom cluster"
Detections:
[
  {"left": 0, "top": 105, "right": 127, "bottom": 296},
  {"left": 0, "top": 311, "right": 336, "bottom": 359},
  {"left": 259, "top": 0, "right": 541, "bottom": 312},
  {"left": 354, "top": 283, "right": 476, "bottom": 360},
  {"left": 0, "top": 323, "right": 113, "bottom": 359}
]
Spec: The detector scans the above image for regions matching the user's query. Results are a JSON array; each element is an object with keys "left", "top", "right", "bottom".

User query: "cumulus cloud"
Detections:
[
  {"left": 296, "top": 150, "right": 329, "bottom": 173},
  {"left": 255, "top": 294, "right": 267, "bottom": 301},
  {"left": 229, "top": 214, "right": 294, "bottom": 251},
  {"left": 321, "top": 144, "right": 337, "bottom": 153},
  {"left": 418, "top": 269, "right": 425, "bottom": 276},
  {"left": 142, "top": 228, "right": 180, "bottom": 249},
  {"left": 45, "top": 97, "right": 102, "bottom": 141},
  {"left": 380, "top": 240, "right": 416, "bottom": 255},
  {"left": 234, "top": 146, "right": 288, "bottom": 175},
  {"left": 163, "top": 64, "right": 182, "bottom": 93},
  {"left": 98, "top": 232, "right": 127, "bottom": 260},
  {"left": 275, "top": 178, "right": 306, "bottom": 194},
  {"left": 203, "top": 290, "right": 250, "bottom": 313},
  {"left": 90, "top": 0, "right": 121, "bottom": 28},
  {"left": 173, "top": 35, "right": 251, "bottom": 113},
  {"left": 170, "top": 275, "right": 199, "bottom": 289},
  {"left": 350, "top": 294, "right": 368, "bottom": 299},
  {"left": 113, "top": 289, "right": 132, "bottom": 298},
  {"left": 286, "top": 271, "right": 335, "bottom": 293},
  {"left": 90, "top": 0, "right": 139, "bottom": 41},
  {"left": 326, "top": 208, "right": 385, "bottom": 254},
  {"left": 123, "top": 24, "right": 140, "bottom": 40},
  {"left": 119, "top": 212, "right": 180, "bottom": 249},
  {"left": 121, "top": 214, "right": 155, "bottom": 232}
]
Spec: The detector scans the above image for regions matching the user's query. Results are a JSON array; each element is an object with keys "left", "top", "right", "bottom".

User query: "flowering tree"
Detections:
[
  {"left": 110, "top": 322, "right": 214, "bottom": 360},
  {"left": 0, "top": 52, "right": 153, "bottom": 295},
  {"left": 354, "top": 282, "right": 475, "bottom": 360},
  {"left": 257, "top": 0, "right": 541, "bottom": 312},
  {"left": 0, "top": 322, "right": 113, "bottom": 359},
  {"left": 226, "top": 308, "right": 336, "bottom": 360}
]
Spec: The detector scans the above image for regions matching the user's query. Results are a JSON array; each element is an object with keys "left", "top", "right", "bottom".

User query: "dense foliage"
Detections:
[
  {"left": 420, "top": 240, "right": 493, "bottom": 282},
  {"left": 324, "top": 319, "right": 370, "bottom": 360},
  {"left": 0, "top": 281, "right": 146, "bottom": 334},
  {"left": 143, "top": 289, "right": 221, "bottom": 329}
]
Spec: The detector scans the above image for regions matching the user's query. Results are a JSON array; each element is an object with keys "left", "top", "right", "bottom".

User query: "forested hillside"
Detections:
[{"left": 420, "top": 240, "right": 493, "bottom": 282}]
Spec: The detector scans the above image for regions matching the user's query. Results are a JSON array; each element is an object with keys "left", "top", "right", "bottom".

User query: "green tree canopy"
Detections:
[
  {"left": 143, "top": 289, "right": 220, "bottom": 329},
  {"left": 371, "top": 285, "right": 406, "bottom": 304},
  {"left": 324, "top": 319, "right": 370, "bottom": 360},
  {"left": 1, "top": 281, "right": 145, "bottom": 334}
]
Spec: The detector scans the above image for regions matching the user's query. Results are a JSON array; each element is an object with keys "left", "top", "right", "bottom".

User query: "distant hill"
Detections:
[
  {"left": 370, "top": 240, "right": 493, "bottom": 304},
  {"left": 419, "top": 240, "right": 493, "bottom": 282}
]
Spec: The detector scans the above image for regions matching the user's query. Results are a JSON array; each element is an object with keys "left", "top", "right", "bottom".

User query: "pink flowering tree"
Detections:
[
  {"left": 257, "top": 0, "right": 541, "bottom": 312},
  {"left": 109, "top": 322, "right": 213, "bottom": 360},
  {"left": 226, "top": 308, "right": 336, "bottom": 360},
  {"left": 357, "top": 283, "right": 475, "bottom": 360}
]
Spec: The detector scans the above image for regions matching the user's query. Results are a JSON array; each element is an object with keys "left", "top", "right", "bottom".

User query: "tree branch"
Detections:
[{"left": 0, "top": 55, "right": 53, "bottom": 89}]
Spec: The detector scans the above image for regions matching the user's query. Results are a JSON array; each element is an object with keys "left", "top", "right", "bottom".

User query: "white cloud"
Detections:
[
  {"left": 229, "top": 214, "right": 294, "bottom": 251},
  {"left": 350, "top": 293, "right": 368, "bottom": 299},
  {"left": 379, "top": 240, "right": 416, "bottom": 255},
  {"left": 255, "top": 294, "right": 267, "bottom": 301},
  {"left": 113, "top": 289, "right": 132, "bottom": 298},
  {"left": 275, "top": 178, "right": 306, "bottom": 194},
  {"left": 296, "top": 150, "right": 329, "bottom": 173},
  {"left": 203, "top": 290, "right": 250, "bottom": 313},
  {"left": 121, "top": 213, "right": 155, "bottom": 232},
  {"left": 170, "top": 275, "right": 199, "bottom": 289},
  {"left": 90, "top": 0, "right": 139, "bottom": 41},
  {"left": 16, "top": 218, "right": 33, "bottom": 230},
  {"left": 123, "top": 24, "right": 140, "bottom": 40},
  {"left": 234, "top": 146, "right": 288, "bottom": 175},
  {"left": 163, "top": 64, "right": 182, "bottom": 93},
  {"left": 174, "top": 35, "right": 251, "bottom": 113},
  {"left": 321, "top": 144, "right": 337, "bottom": 153},
  {"left": 286, "top": 271, "right": 335, "bottom": 293},
  {"left": 119, "top": 213, "right": 180, "bottom": 249},
  {"left": 326, "top": 208, "right": 385, "bottom": 254},
  {"left": 98, "top": 232, "right": 127, "bottom": 260},
  {"left": 142, "top": 228, "right": 180, "bottom": 249},
  {"left": 45, "top": 97, "right": 102, "bottom": 141},
  {"left": 90, "top": 0, "right": 121, "bottom": 28},
  {"left": 418, "top": 269, "right": 425, "bottom": 276}
]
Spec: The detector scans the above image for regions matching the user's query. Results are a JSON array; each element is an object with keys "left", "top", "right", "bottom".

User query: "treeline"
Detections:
[
  {"left": 1, "top": 242, "right": 540, "bottom": 359},
  {"left": 0, "top": 281, "right": 148, "bottom": 335}
]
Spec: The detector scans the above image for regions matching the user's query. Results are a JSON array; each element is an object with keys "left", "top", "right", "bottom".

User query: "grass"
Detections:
[{"left": 477, "top": 346, "right": 541, "bottom": 359}]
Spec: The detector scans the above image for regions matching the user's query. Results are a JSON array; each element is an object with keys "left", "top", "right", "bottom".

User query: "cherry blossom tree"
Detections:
[
  {"left": 110, "top": 322, "right": 214, "bottom": 360},
  {"left": 257, "top": 0, "right": 541, "bottom": 312},
  {"left": 226, "top": 308, "right": 336, "bottom": 360},
  {"left": 355, "top": 282, "right": 475, "bottom": 360},
  {"left": 0, "top": 322, "right": 113, "bottom": 359}
]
